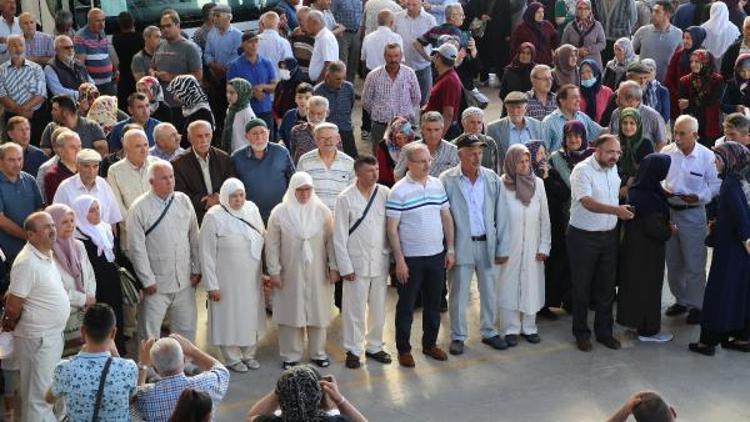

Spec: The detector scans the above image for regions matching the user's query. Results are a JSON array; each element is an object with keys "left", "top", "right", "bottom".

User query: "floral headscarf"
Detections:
[
  {"left": 136, "top": 76, "right": 165, "bottom": 113},
  {"left": 384, "top": 116, "right": 416, "bottom": 162},
  {"left": 574, "top": 0, "right": 594, "bottom": 33},
  {"left": 87, "top": 95, "right": 119, "bottom": 137},
  {"left": 78, "top": 82, "right": 99, "bottom": 113},
  {"left": 275, "top": 366, "right": 327, "bottom": 422},
  {"left": 688, "top": 49, "right": 718, "bottom": 108},
  {"left": 714, "top": 140, "right": 750, "bottom": 177}
]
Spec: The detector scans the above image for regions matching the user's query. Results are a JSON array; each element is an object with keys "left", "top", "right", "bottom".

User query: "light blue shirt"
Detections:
[
  {"left": 459, "top": 170, "right": 486, "bottom": 237},
  {"left": 509, "top": 125, "right": 532, "bottom": 146},
  {"left": 542, "top": 109, "right": 603, "bottom": 152},
  {"left": 204, "top": 26, "right": 242, "bottom": 66}
]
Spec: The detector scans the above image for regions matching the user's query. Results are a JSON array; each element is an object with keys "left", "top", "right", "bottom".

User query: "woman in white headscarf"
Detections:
[
  {"left": 701, "top": 2, "right": 740, "bottom": 65},
  {"left": 265, "top": 171, "right": 337, "bottom": 370},
  {"left": 71, "top": 195, "right": 127, "bottom": 354},
  {"left": 200, "top": 178, "right": 267, "bottom": 373}
]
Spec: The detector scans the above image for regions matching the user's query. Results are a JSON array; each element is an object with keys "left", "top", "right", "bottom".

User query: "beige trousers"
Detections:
[{"left": 278, "top": 325, "right": 327, "bottom": 362}]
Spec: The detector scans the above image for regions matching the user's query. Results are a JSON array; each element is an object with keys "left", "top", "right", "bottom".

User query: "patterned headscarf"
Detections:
[
  {"left": 734, "top": 54, "right": 750, "bottom": 96},
  {"left": 221, "top": 78, "right": 253, "bottom": 153},
  {"left": 714, "top": 141, "right": 750, "bottom": 177},
  {"left": 136, "top": 76, "right": 165, "bottom": 113},
  {"left": 527, "top": 140, "right": 547, "bottom": 177},
  {"left": 618, "top": 107, "right": 645, "bottom": 180},
  {"left": 688, "top": 49, "right": 718, "bottom": 108},
  {"left": 275, "top": 366, "right": 327, "bottom": 422},
  {"left": 613, "top": 37, "right": 635, "bottom": 65},
  {"left": 502, "top": 144, "right": 537, "bottom": 206},
  {"left": 46, "top": 204, "right": 83, "bottom": 292},
  {"left": 628, "top": 153, "right": 671, "bottom": 216},
  {"left": 384, "top": 116, "right": 416, "bottom": 162},
  {"left": 167, "top": 74, "right": 211, "bottom": 116},
  {"left": 574, "top": 0, "right": 595, "bottom": 33},
  {"left": 87, "top": 95, "right": 119, "bottom": 137},
  {"left": 78, "top": 82, "right": 99, "bottom": 113}
]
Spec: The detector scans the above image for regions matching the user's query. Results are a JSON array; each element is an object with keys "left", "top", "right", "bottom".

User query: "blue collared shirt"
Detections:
[
  {"left": 542, "top": 109, "right": 603, "bottom": 152},
  {"left": 459, "top": 170, "right": 486, "bottom": 237},
  {"left": 231, "top": 143, "right": 295, "bottom": 222},
  {"left": 0, "top": 171, "right": 43, "bottom": 259},
  {"left": 204, "top": 25, "right": 242, "bottom": 66},
  {"left": 109, "top": 117, "right": 161, "bottom": 151},
  {"left": 227, "top": 54, "right": 278, "bottom": 113},
  {"left": 509, "top": 124, "right": 532, "bottom": 146}
]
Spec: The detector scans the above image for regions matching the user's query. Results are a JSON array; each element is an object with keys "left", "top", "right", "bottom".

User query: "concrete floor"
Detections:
[{"left": 201, "top": 87, "right": 750, "bottom": 421}]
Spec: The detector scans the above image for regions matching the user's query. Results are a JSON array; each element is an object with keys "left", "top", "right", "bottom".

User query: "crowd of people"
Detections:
[{"left": 0, "top": 0, "right": 747, "bottom": 419}]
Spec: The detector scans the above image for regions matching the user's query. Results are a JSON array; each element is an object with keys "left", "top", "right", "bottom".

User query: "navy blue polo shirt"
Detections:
[
  {"left": 227, "top": 54, "right": 277, "bottom": 114},
  {"left": 0, "top": 171, "right": 43, "bottom": 259},
  {"left": 231, "top": 143, "right": 294, "bottom": 222}
]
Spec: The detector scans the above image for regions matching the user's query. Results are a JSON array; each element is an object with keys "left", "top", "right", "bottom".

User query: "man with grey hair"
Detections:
[
  {"left": 132, "top": 25, "right": 161, "bottom": 81},
  {"left": 307, "top": 10, "right": 339, "bottom": 81},
  {"left": 715, "top": 112, "right": 750, "bottom": 146},
  {"left": 457, "top": 107, "right": 499, "bottom": 172},
  {"left": 19, "top": 12, "right": 53, "bottom": 64},
  {"left": 608, "top": 79, "right": 667, "bottom": 149},
  {"left": 3, "top": 211, "right": 70, "bottom": 422},
  {"left": 314, "top": 60, "right": 357, "bottom": 158},
  {"left": 150, "top": 122, "right": 186, "bottom": 161},
  {"left": 298, "top": 121, "right": 355, "bottom": 211},
  {"left": 45, "top": 35, "right": 94, "bottom": 99},
  {"left": 0, "top": 35, "right": 47, "bottom": 140},
  {"left": 205, "top": 3, "right": 242, "bottom": 132},
  {"left": 661, "top": 115, "right": 721, "bottom": 326},
  {"left": 258, "top": 11, "right": 293, "bottom": 74},
  {"left": 487, "top": 92, "right": 546, "bottom": 170},
  {"left": 127, "top": 160, "right": 201, "bottom": 349},
  {"left": 288, "top": 95, "right": 335, "bottom": 163},
  {"left": 43, "top": 129, "right": 81, "bottom": 202},
  {"left": 53, "top": 148, "right": 122, "bottom": 224},
  {"left": 394, "top": 111, "right": 458, "bottom": 179},
  {"left": 526, "top": 65, "right": 558, "bottom": 121},
  {"left": 135, "top": 334, "right": 229, "bottom": 421}
]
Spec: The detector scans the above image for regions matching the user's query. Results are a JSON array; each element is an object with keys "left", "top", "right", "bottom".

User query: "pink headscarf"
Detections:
[{"left": 46, "top": 204, "right": 83, "bottom": 292}]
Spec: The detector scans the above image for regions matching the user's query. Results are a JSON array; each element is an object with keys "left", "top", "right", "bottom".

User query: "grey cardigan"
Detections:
[{"left": 560, "top": 21, "right": 607, "bottom": 68}]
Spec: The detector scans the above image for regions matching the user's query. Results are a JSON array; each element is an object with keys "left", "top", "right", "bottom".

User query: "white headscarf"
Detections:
[
  {"left": 280, "top": 172, "right": 330, "bottom": 265},
  {"left": 701, "top": 2, "right": 740, "bottom": 59},
  {"left": 72, "top": 195, "right": 115, "bottom": 263},
  {"left": 218, "top": 178, "right": 264, "bottom": 260}
]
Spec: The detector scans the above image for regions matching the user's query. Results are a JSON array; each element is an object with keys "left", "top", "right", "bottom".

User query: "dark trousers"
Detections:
[
  {"left": 256, "top": 111, "right": 276, "bottom": 142},
  {"left": 700, "top": 319, "right": 750, "bottom": 346},
  {"left": 340, "top": 130, "right": 358, "bottom": 158},
  {"left": 601, "top": 39, "right": 615, "bottom": 66},
  {"left": 208, "top": 76, "right": 228, "bottom": 138},
  {"left": 567, "top": 226, "right": 618, "bottom": 341},
  {"left": 446, "top": 121, "right": 461, "bottom": 141},
  {"left": 395, "top": 252, "right": 445, "bottom": 353}
]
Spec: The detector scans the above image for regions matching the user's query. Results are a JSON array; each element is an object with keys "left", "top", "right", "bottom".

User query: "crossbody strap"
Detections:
[
  {"left": 349, "top": 186, "right": 379, "bottom": 235},
  {"left": 91, "top": 357, "right": 113, "bottom": 422},
  {"left": 145, "top": 195, "right": 175, "bottom": 236},
  {"left": 220, "top": 205, "right": 262, "bottom": 235}
]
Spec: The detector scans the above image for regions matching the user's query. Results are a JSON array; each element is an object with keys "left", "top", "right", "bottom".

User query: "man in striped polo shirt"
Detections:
[
  {"left": 386, "top": 142, "right": 455, "bottom": 368},
  {"left": 74, "top": 8, "right": 116, "bottom": 95},
  {"left": 297, "top": 122, "right": 355, "bottom": 211},
  {"left": 0, "top": 35, "right": 47, "bottom": 144}
]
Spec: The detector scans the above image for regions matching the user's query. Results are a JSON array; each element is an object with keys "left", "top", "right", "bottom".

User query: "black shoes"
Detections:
[
  {"left": 537, "top": 307, "right": 558, "bottom": 321},
  {"left": 686, "top": 309, "right": 702, "bottom": 325},
  {"left": 449, "top": 340, "right": 464, "bottom": 355},
  {"left": 689, "top": 342, "right": 716, "bottom": 356},
  {"left": 576, "top": 338, "right": 593, "bottom": 352},
  {"left": 311, "top": 358, "right": 330, "bottom": 368},
  {"left": 722, "top": 340, "right": 750, "bottom": 352},
  {"left": 365, "top": 350, "right": 393, "bottom": 363},
  {"left": 282, "top": 361, "right": 298, "bottom": 370},
  {"left": 665, "top": 303, "right": 688, "bottom": 316},
  {"left": 522, "top": 333, "right": 541, "bottom": 344},
  {"left": 345, "top": 352, "right": 361, "bottom": 369},
  {"left": 482, "top": 335, "right": 508, "bottom": 350},
  {"left": 596, "top": 337, "right": 622, "bottom": 350},
  {"left": 505, "top": 334, "right": 519, "bottom": 347}
]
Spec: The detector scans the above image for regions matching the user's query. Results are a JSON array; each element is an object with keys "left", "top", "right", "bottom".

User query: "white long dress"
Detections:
[
  {"left": 200, "top": 203, "right": 267, "bottom": 346},
  {"left": 496, "top": 177, "right": 552, "bottom": 315}
]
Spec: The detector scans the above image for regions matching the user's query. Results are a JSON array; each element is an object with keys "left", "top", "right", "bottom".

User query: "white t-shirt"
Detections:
[
  {"left": 9, "top": 243, "right": 70, "bottom": 338},
  {"left": 309, "top": 28, "right": 339, "bottom": 82},
  {"left": 231, "top": 106, "right": 257, "bottom": 153},
  {"left": 361, "top": 26, "right": 404, "bottom": 71}
]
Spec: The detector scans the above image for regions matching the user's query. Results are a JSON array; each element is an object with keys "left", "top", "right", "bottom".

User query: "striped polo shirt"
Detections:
[
  {"left": 73, "top": 26, "right": 113, "bottom": 86},
  {"left": 0, "top": 59, "right": 46, "bottom": 110},
  {"left": 386, "top": 174, "right": 448, "bottom": 257},
  {"left": 297, "top": 149, "right": 355, "bottom": 210}
]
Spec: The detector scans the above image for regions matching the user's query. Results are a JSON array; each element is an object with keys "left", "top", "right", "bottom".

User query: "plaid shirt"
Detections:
[
  {"left": 362, "top": 64, "right": 420, "bottom": 123},
  {"left": 25, "top": 32, "right": 54, "bottom": 58},
  {"left": 134, "top": 364, "right": 229, "bottom": 422},
  {"left": 331, "top": 0, "right": 363, "bottom": 31},
  {"left": 525, "top": 90, "right": 557, "bottom": 122}
]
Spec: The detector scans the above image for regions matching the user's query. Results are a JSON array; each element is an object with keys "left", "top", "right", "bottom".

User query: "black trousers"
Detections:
[
  {"left": 700, "top": 319, "right": 750, "bottom": 346},
  {"left": 395, "top": 252, "right": 445, "bottom": 353},
  {"left": 340, "top": 130, "right": 358, "bottom": 158},
  {"left": 256, "top": 111, "right": 276, "bottom": 143},
  {"left": 567, "top": 226, "right": 618, "bottom": 341}
]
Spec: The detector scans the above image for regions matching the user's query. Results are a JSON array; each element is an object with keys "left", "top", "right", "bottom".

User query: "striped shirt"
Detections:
[
  {"left": 297, "top": 149, "right": 355, "bottom": 210},
  {"left": 361, "top": 64, "right": 420, "bottom": 124},
  {"left": 73, "top": 26, "right": 113, "bottom": 86},
  {"left": 24, "top": 32, "right": 54, "bottom": 59},
  {"left": 0, "top": 59, "right": 46, "bottom": 109},
  {"left": 394, "top": 139, "right": 458, "bottom": 179},
  {"left": 386, "top": 174, "right": 448, "bottom": 257}
]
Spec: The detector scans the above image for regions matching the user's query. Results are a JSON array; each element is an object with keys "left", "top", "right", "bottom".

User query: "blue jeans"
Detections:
[{"left": 415, "top": 66, "right": 433, "bottom": 106}]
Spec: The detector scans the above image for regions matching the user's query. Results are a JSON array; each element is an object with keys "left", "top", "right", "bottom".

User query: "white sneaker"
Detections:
[{"left": 638, "top": 332, "right": 674, "bottom": 343}]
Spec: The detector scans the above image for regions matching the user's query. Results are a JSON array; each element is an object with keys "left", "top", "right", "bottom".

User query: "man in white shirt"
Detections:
[
  {"left": 361, "top": 10, "right": 403, "bottom": 72},
  {"left": 394, "top": 0, "right": 436, "bottom": 105},
  {"left": 333, "top": 155, "right": 392, "bottom": 369},
  {"left": 3, "top": 212, "right": 70, "bottom": 422},
  {"left": 53, "top": 149, "right": 123, "bottom": 225},
  {"left": 363, "top": 0, "right": 403, "bottom": 34},
  {"left": 568, "top": 134, "right": 633, "bottom": 353},
  {"left": 307, "top": 10, "right": 339, "bottom": 82},
  {"left": 258, "top": 11, "right": 293, "bottom": 73},
  {"left": 662, "top": 115, "right": 722, "bottom": 324},
  {"left": 127, "top": 160, "right": 201, "bottom": 344}
]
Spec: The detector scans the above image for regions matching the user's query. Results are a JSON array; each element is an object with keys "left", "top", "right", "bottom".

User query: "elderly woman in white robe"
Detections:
[
  {"left": 265, "top": 171, "right": 338, "bottom": 370},
  {"left": 46, "top": 204, "right": 97, "bottom": 356},
  {"left": 200, "top": 178, "right": 268, "bottom": 373},
  {"left": 496, "top": 144, "right": 551, "bottom": 347}
]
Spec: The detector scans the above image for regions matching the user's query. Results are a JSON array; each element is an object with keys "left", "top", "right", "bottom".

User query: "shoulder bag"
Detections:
[
  {"left": 349, "top": 186, "right": 379, "bottom": 235},
  {"left": 145, "top": 195, "right": 175, "bottom": 236}
]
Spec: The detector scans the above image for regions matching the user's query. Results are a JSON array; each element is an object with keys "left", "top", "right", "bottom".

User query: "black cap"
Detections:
[
  {"left": 454, "top": 134, "right": 486, "bottom": 149},
  {"left": 242, "top": 30, "right": 260, "bottom": 42}
]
